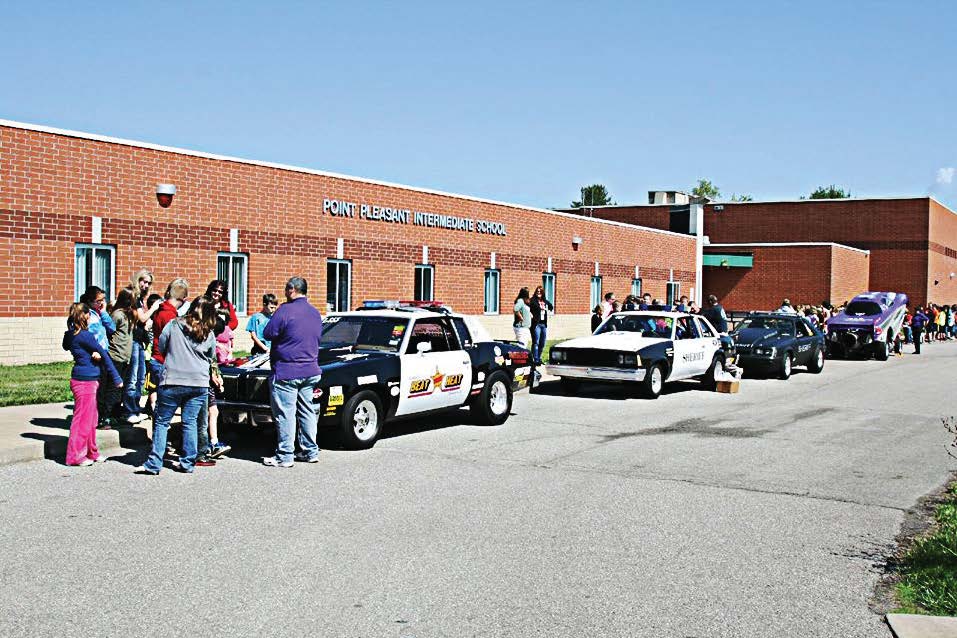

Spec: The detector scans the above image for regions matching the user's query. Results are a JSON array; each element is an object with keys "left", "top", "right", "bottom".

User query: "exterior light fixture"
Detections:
[
  {"left": 156, "top": 183, "right": 176, "bottom": 208},
  {"left": 571, "top": 236, "right": 583, "bottom": 251}
]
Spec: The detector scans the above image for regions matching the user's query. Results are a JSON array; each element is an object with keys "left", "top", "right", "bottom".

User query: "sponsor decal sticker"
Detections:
[
  {"left": 357, "top": 374, "right": 377, "bottom": 385},
  {"left": 441, "top": 374, "right": 464, "bottom": 392}
]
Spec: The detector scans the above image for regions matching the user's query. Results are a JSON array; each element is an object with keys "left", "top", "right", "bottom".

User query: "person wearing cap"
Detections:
[{"left": 778, "top": 298, "right": 798, "bottom": 314}]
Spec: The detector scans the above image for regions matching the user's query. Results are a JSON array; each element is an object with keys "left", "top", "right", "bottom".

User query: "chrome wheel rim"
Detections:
[
  {"left": 489, "top": 381, "right": 508, "bottom": 416},
  {"left": 352, "top": 400, "right": 379, "bottom": 441},
  {"left": 650, "top": 367, "right": 663, "bottom": 394},
  {"left": 816, "top": 351, "right": 824, "bottom": 368},
  {"left": 712, "top": 361, "right": 722, "bottom": 381},
  {"left": 784, "top": 356, "right": 791, "bottom": 376}
]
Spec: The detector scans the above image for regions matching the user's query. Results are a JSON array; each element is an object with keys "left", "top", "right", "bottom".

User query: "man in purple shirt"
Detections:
[{"left": 262, "top": 277, "right": 324, "bottom": 467}]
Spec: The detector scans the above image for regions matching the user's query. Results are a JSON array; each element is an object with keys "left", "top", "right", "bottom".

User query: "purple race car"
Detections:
[{"left": 825, "top": 291, "right": 908, "bottom": 361}]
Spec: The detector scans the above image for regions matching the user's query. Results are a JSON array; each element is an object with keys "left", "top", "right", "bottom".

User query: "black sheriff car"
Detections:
[
  {"left": 217, "top": 301, "right": 533, "bottom": 449},
  {"left": 730, "top": 312, "right": 825, "bottom": 379}
]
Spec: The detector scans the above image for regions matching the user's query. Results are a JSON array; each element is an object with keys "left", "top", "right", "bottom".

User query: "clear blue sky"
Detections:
[{"left": 2, "top": 1, "right": 956, "bottom": 208}]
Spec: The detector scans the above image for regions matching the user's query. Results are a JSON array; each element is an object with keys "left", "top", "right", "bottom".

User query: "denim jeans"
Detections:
[
  {"left": 143, "top": 385, "right": 206, "bottom": 473},
  {"left": 531, "top": 323, "right": 548, "bottom": 364},
  {"left": 195, "top": 393, "right": 210, "bottom": 456},
  {"left": 123, "top": 342, "right": 146, "bottom": 417},
  {"left": 269, "top": 375, "right": 321, "bottom": 463}
]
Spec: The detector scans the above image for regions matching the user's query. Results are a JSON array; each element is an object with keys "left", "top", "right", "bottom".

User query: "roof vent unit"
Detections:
[{"left": 648, "top": 190, "right": 691, "bottom": 205}]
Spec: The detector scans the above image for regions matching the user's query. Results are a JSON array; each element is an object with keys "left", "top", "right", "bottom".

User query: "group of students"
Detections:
[
  {"left": 61, "top": 270, "right": 276, "bottom": 469},
  {"left": 589, "top": 291, "right": 729, "bottom": 333},
  {"left": 512, "top": 286, "right": 554, "bottom": 365}
]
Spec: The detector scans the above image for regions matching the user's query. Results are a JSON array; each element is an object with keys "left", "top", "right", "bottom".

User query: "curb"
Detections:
[
  {"left": 0, "top": 426, "right": 150, "bottom": 467},
  {"left": 887, "top": 613, "right": 957, "bottom": 637}
]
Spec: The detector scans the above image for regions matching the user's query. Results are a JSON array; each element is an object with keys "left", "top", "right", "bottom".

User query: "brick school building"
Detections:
[{"left": 0, "top": 120, "right": 698, "bottom": 364}]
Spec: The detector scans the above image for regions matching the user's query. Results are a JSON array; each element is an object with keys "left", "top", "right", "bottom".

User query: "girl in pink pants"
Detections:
[{"left": 63, "top": 302, "right": 123, "bottom": 466}]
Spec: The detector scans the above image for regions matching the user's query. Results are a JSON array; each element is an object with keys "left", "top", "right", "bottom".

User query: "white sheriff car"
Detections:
[{"left": 546, "top": 311, "right": 734, "bottom": 399}]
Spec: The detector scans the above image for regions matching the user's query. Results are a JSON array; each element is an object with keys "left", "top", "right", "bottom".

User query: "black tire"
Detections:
[
  {"left": 779, "top": 352, "right": 793, "bottom": 380},
  {"left": 807, "top": 347, "right": 825, "bottom": 373},
  {"left": 471, "top": 371, "right": 513, "bottom": 426},
  {"left": 339, "top": 390, "right": 383, "bottom": 450},
  {"left": 641, "top": 363, "right": 664, "bottom": 399},
  {"left": 700, "top": 355, "right": 724, "bottom": 391},
  {"left": 875, "top": 336, "right": 890, "bottom": 361},
  {"left": 559, "top": 378, "right": 581, "bottom": 395}
]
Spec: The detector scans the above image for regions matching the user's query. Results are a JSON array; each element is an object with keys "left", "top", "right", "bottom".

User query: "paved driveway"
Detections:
[{"left": 1, "top": 344, "right": 954, "bottom": 637}]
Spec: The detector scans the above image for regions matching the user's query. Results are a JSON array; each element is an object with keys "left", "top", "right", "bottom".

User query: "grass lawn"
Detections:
[
  {"left": 895, "top": 482, "right": 957, "bottom": 615},
  {"left": 0, "top": 361, "right": 73, "bottom": 407}
]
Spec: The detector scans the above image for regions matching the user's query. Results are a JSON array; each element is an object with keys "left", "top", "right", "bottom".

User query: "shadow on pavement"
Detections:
[
  {"left": 21, "top": 425, "right": 150, "bottom": 465},
  {"left": 530, "top": 379, "right": 702, "bottom": 399}
]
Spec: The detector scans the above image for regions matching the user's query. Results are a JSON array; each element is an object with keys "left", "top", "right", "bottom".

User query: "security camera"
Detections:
[{"left": 156, "top": 184, "right": 176, "bottom": 208}]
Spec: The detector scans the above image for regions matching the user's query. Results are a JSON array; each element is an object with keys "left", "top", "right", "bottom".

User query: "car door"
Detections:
[
  {"left": 793, "top": 319, "right": 816, "bottom": 365},
  {"left": 695, "top": 317, "right": 723, "bottom": 366},
  {"left": 670, "top": 317, "right": 707, "bottom": 379},
  {"left": 395, "top": 317, "right": 473, "bottom": 417}
]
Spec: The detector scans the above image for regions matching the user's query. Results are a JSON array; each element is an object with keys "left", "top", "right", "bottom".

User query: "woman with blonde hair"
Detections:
[
  {"left": 62, "top": 303, "right": 123, "bottom": 466},
  {"left": 137, "top": 297, "right": 221, "bottom": 475},
  {"left": 123, "top": 268, "right": 163, "bottom": 424}
]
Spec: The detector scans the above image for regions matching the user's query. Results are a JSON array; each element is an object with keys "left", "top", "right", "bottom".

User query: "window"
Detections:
[
  {"left": 666, "top": 281, "right": 680, "bottom": 307},
  {"left": 590, "top": 276, "right": 603, "bottom": 309},
  {"left": 327, "top": 259, "right": 352, "bottom": 313},
  {"left": 217, "top": 253, "right": 248, "bottom": 314},
  {"left": 484, "top": 269, "right": 500, "bottom": 314},
  {"left": 75, "top": 244, "right": 115, "bottom": 302},
  {"left": 696, "top": 317, "right": 715, "bottom": 338},
  {"left": 406, "top": 318, "right": 457, "bottom": 353},
  {"left": 798, "top": 320, "right": 816, "bottom": 337},
  {"left": 452, "top": 317, "right": 474, "bottom": 349},
  {"left": 542, "top": 272, "right": 556, "bottom": 311},
  {"left": 414, "top": 264, "right": 434, "bottom": 302},
  {"left": 631, "top": 278, "right": 642, "bottom": 299}
]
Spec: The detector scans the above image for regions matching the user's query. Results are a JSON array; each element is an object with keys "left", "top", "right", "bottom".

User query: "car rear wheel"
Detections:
[
  {"left": 340, "top": 390, "right": 382, "bottom": 450},
  {"left": 779, "top": 352, "right": 793, "bottom": 380},
  {"left": 641, "top": 363, "right": 664, "bottom": 399},
  {"left": 700, "top": 355, "right": 724, "bottom": 391},
  {"left": 875, "top": 336, "right": 890, "bottom": 361},
  {"left": 471, "top": 371, "right": 512, "bottom": 426},
  {"left": 807, "top": 348, "right": 825, "bottom": 373}
]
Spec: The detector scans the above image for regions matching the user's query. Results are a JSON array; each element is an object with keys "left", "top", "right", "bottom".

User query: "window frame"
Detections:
[
  {"left": 74, "top": 243, "right": 116, "bottom": 303},
  {"left": 590, "top": 276, "right": 603, "bottom": 310},
  {"left": 326, "top": 258, "right": 353, "bottom": 313},
  {"left": 666, "top": 281, "right": 680, "bottom": 307},
  {"left": 216, "top": 252, "right": 249, "bottom": 315},
  {"left": 631, "top": 277, "right": 642, "bottom": 299},
  {"left": 414, "top": 263, "right": 435, "bottom": 302},
  {"left": 484, "top": 269, "right": 500, "bottom": 315},
  {"left": 542, "top": 272, "right": 556, "bottom": 312}
]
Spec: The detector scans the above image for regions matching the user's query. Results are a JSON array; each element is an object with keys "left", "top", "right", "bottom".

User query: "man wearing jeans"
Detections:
[{"left": 262, "top": 277, "right": 324, "bottom": 467}]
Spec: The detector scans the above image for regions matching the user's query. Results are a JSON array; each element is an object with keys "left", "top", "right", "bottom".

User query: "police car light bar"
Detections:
[{"left": 360, "top": 300, "right": 401, "bottom": 309}]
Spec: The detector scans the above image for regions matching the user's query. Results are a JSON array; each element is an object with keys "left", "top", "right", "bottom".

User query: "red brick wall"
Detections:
[
  {"left": 703, "top": 244, "right": 869, "bottom": 311},
  {"left": 0, "top": 125, "right": 697, "bottom": 318},
  {"left": 927, "top": 200, "right": 957, "bottom": 306},
  {"left": 829, "top": 245, "right": 871, "bottom": 307},
  {"left": 559, "top": 205, "right": 673, "bottom": 233}
]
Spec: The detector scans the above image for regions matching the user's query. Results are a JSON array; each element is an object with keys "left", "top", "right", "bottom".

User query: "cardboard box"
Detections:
[{"left": 716, "top": 380, "right": 740, "bottom": 394}]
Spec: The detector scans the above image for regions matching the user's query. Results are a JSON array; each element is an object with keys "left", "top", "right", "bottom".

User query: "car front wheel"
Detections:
[
  {"left": 340, "top": 390, "right": 383, "bottom": 450},
  {"left": 875, "top": 336, "right": 890, "bottom": 361},
  {"left": 700, "top": 355, "right": 724, "bottom": 390},
  {"left": 641, "top": 364, "right": 664, "bottom": 399},
  {"left": 471, "top": 371, "right": 512, "bottom": 426},
  {"left": 779, "top": 352, "right": 793, "bottom": 380}
]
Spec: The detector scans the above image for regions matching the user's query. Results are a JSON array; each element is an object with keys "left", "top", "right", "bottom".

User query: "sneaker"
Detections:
[
  {"left": 164, "top": 444, "right": 178, "bottom": 459},
  {"left": 72, "top": 459, "right": 94, "bottom": 467},
  {"left": 134, "top": 466, "right": 159, "bottom": 476},
  {"left": 169, "top": 461, "right": 193, "bottom": 474},
  {"left": 195, "top": 456, "right": 217, "bottom": 467},
  {"left": 208, "top": 442, "right": 232, "bottom": 459},
  {"left": 294, "top": 453, "right": 319, "bottom": 463},
  {"left": 90, "top": 455, "right": 108, "bottom": 463},
  {"left": 96, "top": 420, "right": 113, "bottom": 430},
  {"left": 263, "top": 456, "right": 294, "bottom": 468},
  {"left": 127, "top": 414, "right": 147, "bottom": 424}
]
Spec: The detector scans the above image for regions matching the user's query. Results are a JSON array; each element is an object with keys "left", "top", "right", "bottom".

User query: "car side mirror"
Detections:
[{"left": 416, "top": 341, "right": 432, "bottom": 354}]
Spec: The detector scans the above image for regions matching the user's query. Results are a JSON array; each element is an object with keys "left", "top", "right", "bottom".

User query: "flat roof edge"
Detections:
[
  {"left": 0, "top": 118, "right": 692, "bottom": 240},
  {"left": 706, "top": 242, "right": 871, "bottom": 254}
]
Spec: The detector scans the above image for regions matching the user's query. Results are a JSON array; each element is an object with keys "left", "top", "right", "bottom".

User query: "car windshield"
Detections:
[
  {"left": 597, "top": 313, "right": 673, "bottom": 339},
  {"left": 320, "top": 316, "right": 409, "bottom": 352},
  {"left": 735, "top": 317, "right": 795, "bottom": 334},
  {"left": 844, "top": 301, "right": 883, "bottom": 316}
]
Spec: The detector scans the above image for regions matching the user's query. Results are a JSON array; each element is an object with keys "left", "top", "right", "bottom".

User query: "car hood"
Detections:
[
  {"left": 733, "top": 328, "right": 785, "bottom": 346},
  {"left": 222, "top": 347, "right": 394, "bottom": 375},
  {"left": 826, "top": 315, "right": 877, "bottom": 331},
  {"left": 554, "top": 332, "right": 669, "bottom": 351}
]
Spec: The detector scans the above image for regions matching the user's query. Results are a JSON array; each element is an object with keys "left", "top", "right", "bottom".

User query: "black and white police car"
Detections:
[
  {"left": 217, "top": 301, "right": 534, "bottom": 449},
  {"left": 546, "top": 311, "right": 734, "bottom": 399}
]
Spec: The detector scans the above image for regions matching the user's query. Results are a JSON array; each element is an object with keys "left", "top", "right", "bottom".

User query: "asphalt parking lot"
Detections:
[{"left": 1, "top": 345, "right": 955, "bottom": 637}]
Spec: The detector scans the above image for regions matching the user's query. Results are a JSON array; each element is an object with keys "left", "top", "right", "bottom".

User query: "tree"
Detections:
[
  {"left": 729, "top": 193, "right": 753, "bottom": 202},
  {"left": 691, "top": 179, "right": 720, "bottom": 200},
  {"left": 571, "top": 184, "right": 614, "bottom": 208},
  {"left": 806, "top": 185, "right": 851, "bottom": 199}
]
